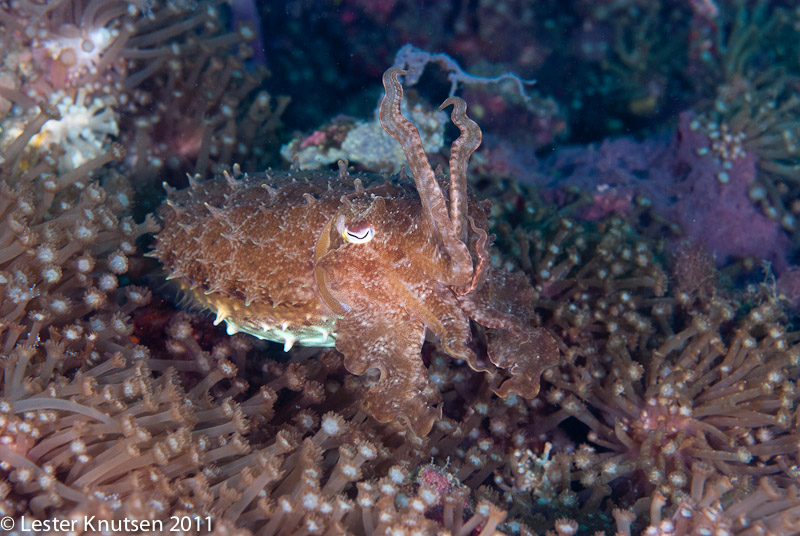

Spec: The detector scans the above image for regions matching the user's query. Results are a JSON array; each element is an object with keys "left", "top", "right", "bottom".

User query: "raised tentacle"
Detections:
[
  {"left": 439, "top": 96, "right": 481, "bottom": 244},
  {"left": 459, "top": 214, "right": 491, "bottom": 297},
  {"left": 379, "top": 67, "right": 473, "bottom": 287}
]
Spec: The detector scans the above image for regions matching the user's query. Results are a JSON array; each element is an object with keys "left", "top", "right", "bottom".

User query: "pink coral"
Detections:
[
  {"left": 662, "top": 112, "right": 791, "bottom": 270},
  {"left": 524, "top": 111, "right": 791, "bottom": 270},
  {"left": 300, "top": 130, "right": 328, "bottom": 149}
]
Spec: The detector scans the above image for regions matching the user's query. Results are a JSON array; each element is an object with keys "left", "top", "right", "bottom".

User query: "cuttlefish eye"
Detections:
[{"left": 343, "top": 224, "right": 375, "bottom": 244}]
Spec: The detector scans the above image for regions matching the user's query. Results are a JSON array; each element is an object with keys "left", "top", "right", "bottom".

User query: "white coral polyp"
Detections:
[
  {"left": 35, "top": 89, "right": 119, "bottom": 171},
  {"left": 43, "top": 26, "right": 116, "bottom": 83}
]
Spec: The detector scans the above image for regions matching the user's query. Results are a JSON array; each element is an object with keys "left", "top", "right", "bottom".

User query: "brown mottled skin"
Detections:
[{"left": 154, "top": 68, "right": 559, "bottom": 436}]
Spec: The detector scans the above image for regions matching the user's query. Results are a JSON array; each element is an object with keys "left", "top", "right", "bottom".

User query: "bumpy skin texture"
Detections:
[{"left": 154, "top": 68, "right": 559, "bottom": 436}]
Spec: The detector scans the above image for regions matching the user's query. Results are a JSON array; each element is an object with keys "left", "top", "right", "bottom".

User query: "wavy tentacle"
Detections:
[
  {"left": 440, "top": 96, "right": 481, "bottom": 244},
  {"left": 379, "top": 67, "right": 473, "bottom": 287},
  {"left": 460, "top": 214, "right": 491, "bottom": 297}
]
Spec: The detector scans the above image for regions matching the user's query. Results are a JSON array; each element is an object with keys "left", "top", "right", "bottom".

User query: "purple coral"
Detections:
[
  {"left": 524, "top": 111, "right": 792, "bottom": 271},
  {"left": 661, "top": 112, "right": 791, "bottom": 271}
]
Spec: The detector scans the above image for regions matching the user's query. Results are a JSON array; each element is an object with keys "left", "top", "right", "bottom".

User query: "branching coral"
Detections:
[
  {"left": 538, "top": 295, "right": 800, "bottom": 511},
  {"left": 0, "top": 135, "right": 156, "bottom": 351},
  {"left": 0, "top": 67, "right": 167, "bottom": 531},
  {"left": 695, "top": 71, "right": 800, "bottom": 239},
  {"left": 484, "top": 179, "right": 668, "bottom": 352},
  {"left": 451, "top": 178, "right": 800, "bottom": 530},
  {"left": 121, "top": 45, "right": 289, "bottom": 180},
  {"left": 613, "top": 463, "right": 800, "bottom": 536},
  {"left": 2, "top": 305, "right": 522, "bottom": 535}
]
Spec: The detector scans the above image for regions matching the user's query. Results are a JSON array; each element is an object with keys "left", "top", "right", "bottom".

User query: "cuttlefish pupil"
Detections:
[{"left": 343, "top": 225, "right": 375, "bottom": 244}]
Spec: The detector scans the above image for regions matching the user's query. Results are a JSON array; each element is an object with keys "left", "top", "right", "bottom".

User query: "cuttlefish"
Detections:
[{"left": 153, "top": 67, "right": 559, "bottom": 436}]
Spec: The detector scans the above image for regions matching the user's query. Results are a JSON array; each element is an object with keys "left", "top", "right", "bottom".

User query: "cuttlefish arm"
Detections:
[
  {"left": 335, "top": 308, "right": 441, "bottom": 436},
  {"left": 379, "top": 68, "right": 473, "bottom": 288},
  {"left": 437, "top": 97, "right": 560, "bottom": 397},
  {"left": 459, "top": 268, "right": 560, "bottom": 399}
]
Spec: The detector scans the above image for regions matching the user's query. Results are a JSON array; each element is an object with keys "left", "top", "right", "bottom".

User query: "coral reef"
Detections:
[
  {"left": 280, "top": 95, "right": 446, "bottom": 173},
  {"left": 2, "top": 1, "right": 800, "bottom": 535},
  {"left": 519, "top": 111, "right": 792, "bottom": 270}
]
